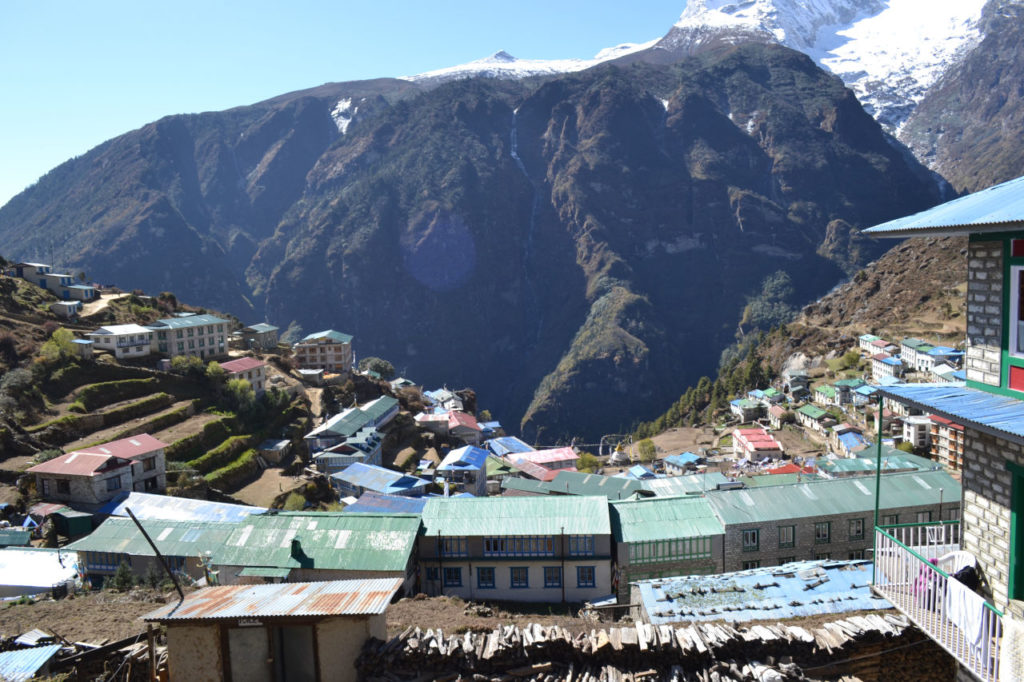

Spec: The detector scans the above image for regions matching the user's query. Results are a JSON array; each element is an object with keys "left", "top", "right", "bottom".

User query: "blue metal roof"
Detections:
[
  {"left": 343, "top": 492, "right": 426, "bottom": 514},
  {"left": 330, "top": 462, "right": 429, "bottom": 494},
  {"left": 864, "top": 174, "right": 1024, "bottom": 237},
  {"left": 880, "top": 382, "right": 1024, "bottom": 442},
  {"left": 877, "top": 376, "right": 904, "bottom": 386},
  {"left": 0, "top": 644, "right": 63, "bottom": 681},
  {"left": 855, "top": 385, "right": 879, "bottom": 395},
  {"left": 485, "top": 436, "right": 534, "bottom": 457},
  {"left": 438, "top": 445, "right": 489, "bottom": 471},
  {"left": 664, "top": 452, "right": 700, "bottom": 467},
  {"left": 98, "top": 491, "right": 264, "bottom": 524},
  {"left": 637, "top": 560, "right": 891, "bottom": 624},
  {"left": 838, "top": 431, "right": 870, "bottom": 450}
]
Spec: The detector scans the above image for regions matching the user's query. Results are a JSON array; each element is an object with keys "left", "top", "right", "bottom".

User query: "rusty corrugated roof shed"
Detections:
[{"left": 144, "top": 577, "right": 402, "bottom": 621}]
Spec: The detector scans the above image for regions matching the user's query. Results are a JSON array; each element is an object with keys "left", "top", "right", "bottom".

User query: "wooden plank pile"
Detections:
[{"left": 356, "top": 613, "right": 914, "bottom": 681}]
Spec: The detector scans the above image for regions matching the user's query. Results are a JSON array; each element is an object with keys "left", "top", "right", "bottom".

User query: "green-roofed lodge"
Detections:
[
  {"left": 293, "top": 329, "right": 354, "bottom": 374},
  {"left": 215, "top": 512, "right": 420, "bottom": 595},
  {"left": 419, "top": 496, "right": 612, "bottom": 602},
  {"left": 65, "top": 517, "right": 237, "bottom": 584},
  {"left": 610, "top": 496, "right": 724, "bottom": 599}
]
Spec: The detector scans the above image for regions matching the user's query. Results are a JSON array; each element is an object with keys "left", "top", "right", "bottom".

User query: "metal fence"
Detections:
[{"left": 873, "top": 523, "right": 1003, "bottom": 682}]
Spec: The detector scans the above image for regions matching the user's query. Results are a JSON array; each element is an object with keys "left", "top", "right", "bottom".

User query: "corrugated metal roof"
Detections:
[
  {"left": 244, "top": 323, "right": 279, "bottom": 333},
  {"left": 27, "top": 451, "right": 131, "bottom": 476},
  {"left": 485, "top": 436, "right": 535, "bottom": 457},
  {"left": 438, "top": 445, "right": 489, "bottom": 471},
  {"left": 215, "top": 512, "right": 420, "bottom": 572},
  {"left": 641, "top": 472, "right": 730, "bottom": 496},
  {"left": 513, "top": 447, "right": 577, "bottom": 465},
  {"left": 663, "top": 452, "right": 700, "bottom": 467},
  {"left": 343, "top": 491, "right": 427, "bottom": 514},
  {"left": 421, "top": 495, "right": 610, "bottom": 536},
  {"left": 0, "top": 529, "right": 32, "bottom": 547},
  {"left": 0, "top": 548, "right": 80, "bottom": 591},
  {"left": 219, "top": 357, "right": 266, "bottom": 373},
  {"left": 879, "top": 383, "right": 1024, "bottom": 442},
  {"left": 77, "top": 433, "right": 168, "bottom": 460},
  {"left": 865, "top": 174, "right": 1024, "bottom": 237},
  {"left": 637, "top": 560, "right": 890, "bottom": 624},
  {"left": 148, "top": 314, "right": 229, "bottom": 330},
  {"left": 546, "top": 471, "right": 645, "bottom": 500},
  {"left": 330, "top": 463, "right": 429, "bottom": 495},
  {"left": 66, "top": 517, "right": 237, "bottom": 558},
  {"left": 610, "top": 496, "right": 723, "bottom": 543},
  {"left": 706, "top": 469, "right": 959, "bottom": 525},
  {"left": 0, "top": 644, "right": 63, "bottom": 681},
  {"left": 145, "top": 577, "right": 402, "bottom": 622},
  {"left": 509, "top": 457, "right": 562, "bottom": 482},
  {"left": 500, "top": 477, "right": 552, "bottom": 495},
  {"left": 797, "top": 404, "right": 827, "bottom": 420},
  {"left": 299, "top": 329, "right": 353, "bottom": 344},
  {"left": 98, "top": 491, "right": 265, "bottom": 523}
]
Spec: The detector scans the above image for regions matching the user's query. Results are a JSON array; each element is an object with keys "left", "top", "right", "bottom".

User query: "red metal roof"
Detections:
[
  {"left": 514, "top": 447, "right": 577, "bottom": 465},
  {"left": 870, "top": 339, "right": 890, "bottom": 348},
  {"left": 509, "top": 458, "right": 564, "bottom": 482},
  {"left": 144, "top": 578, "right": 403, "bottom": 621},
  {"left": 929, "top": 414, "right": 964, "bottom": 430},
  {"left": 27, "top": 452, "right": 131, "bottom": 476},
  {"left": 448, "top": 411, "right": 480, "bottom": 431},
  {"left": 871, "top": 353, "right": 892, "bottom": 361},
  {"left": 77, "top": 433, "right": 168, "bottom": 460},
  {"left": 219, "top": 357, "right": 266, "bottom": 374}
]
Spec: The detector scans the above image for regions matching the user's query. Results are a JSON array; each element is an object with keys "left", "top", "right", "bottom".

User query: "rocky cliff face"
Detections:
[{"left": 0, "top": 46, "right": 940, "bottom": 441}]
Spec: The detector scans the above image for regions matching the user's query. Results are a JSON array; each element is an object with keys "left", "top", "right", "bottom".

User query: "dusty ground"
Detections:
[
  {"left": 151, "top": 410, "right": 223, "bottom": 445},
  {"left": 79, "top": 292, "right": 129, "bottom": 318},
  {"left": 385, "top": 595, "right": 594, "bottom": 637},
  {"left": 231, "top": 467, "right": 305, "bottom": 507},
  {"left": 62, "top": 400, "right": 196, "bottom": 451},
  {"left": 649, "top": 427, "right": 718, "bottom": 456},
  {"left": 0, "top": 588, "right": 168, "bottom": 643}
]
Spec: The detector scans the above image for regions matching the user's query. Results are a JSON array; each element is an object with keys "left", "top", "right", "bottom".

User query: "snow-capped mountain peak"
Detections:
[{"left": 667, "top": 0, "right": 989, "bottom": 131}]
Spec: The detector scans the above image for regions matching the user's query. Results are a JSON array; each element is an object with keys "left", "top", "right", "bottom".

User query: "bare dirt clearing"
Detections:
[{"left": 231, "top": 468, "right": 304, "bottom": 508}]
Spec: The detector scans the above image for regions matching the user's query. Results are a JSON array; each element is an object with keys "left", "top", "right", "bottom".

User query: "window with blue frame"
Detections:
[
  {"left": 510, "top": 566, "right": 529, "bottom": 588},
  {"left": 438, "top": 537, "right": 468, "bottom": 557},
  {"left": 543, "top": 566, "right": 561, "bottom": 588},
  {"left": 484, "top": 536, "right": 554, "bottom": 557},
  {"left": 443, "top": 567, "right": 462, "bottom": 587},
  {"left": 477, "top": 567, "right": 495, "bottom": 589},
  {"left": 568, "top": 535, "right": 594, "bottom": 556},
  {"left": 577, "top": 566, "right": 595, "bottom": 588},
  {"left": 425, "top": 567, "right": 439, "bottom": 582}
]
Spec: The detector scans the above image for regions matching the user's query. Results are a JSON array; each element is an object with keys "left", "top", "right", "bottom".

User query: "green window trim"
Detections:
[
  {"left": 778, "top": 525, "right": 795, "bottom": 549},
  {"left": 1008, "top": 459, "right": 1024, "bottom": 601}
]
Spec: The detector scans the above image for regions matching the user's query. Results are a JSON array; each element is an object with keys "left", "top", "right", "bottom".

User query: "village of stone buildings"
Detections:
[{"left": 1, "top": 180, "right": 1024, "bottom": 681}]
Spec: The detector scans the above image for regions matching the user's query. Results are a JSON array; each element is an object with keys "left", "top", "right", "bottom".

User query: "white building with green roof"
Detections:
[
  {"left": 293, "top": 329, "right": 353, "bottom": 374},
  {"left": 148, "top": 313, "right": 230, "bottom": 360},
  {"left": 419, "top": 496, "right": 612, "bottom": 603}
]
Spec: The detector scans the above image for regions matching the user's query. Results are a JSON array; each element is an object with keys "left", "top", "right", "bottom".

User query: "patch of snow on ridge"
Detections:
[
  {"left": 331, "top": 97, "right": 358, "bottom": 134},
  {"left": 403, "top": 39, "right": 658, "bottom": 83}
]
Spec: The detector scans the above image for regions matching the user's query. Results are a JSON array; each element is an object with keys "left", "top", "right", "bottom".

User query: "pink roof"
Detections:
[
  {"left": 871, "top": 353, "right": 891, "bottom": 361},
  {"left": 767, "top": 462, "right": 815, "bottom": 475},
  {"left": 77, "top": 433, "right": 168, "bottom": 460},
  {"left": 509, "top": 458, "right": 567, "bottom": 482},
  {"left": 769, "top": 405, "right": 786, "bottom": 417},
  {"left": 219, "top": 357, "right": 266, "bottom": 374},
  {"left": 448, "top": 411, "right": 480, "bottom": 431},
  {"left": 28, "top": 451, "right": 131, "bottom": 476},
  {"left": 930, "top": 415, "right": 964, "bottom": 430},
  {"left": 514, "top": 447, "right": 578, "bottom": 466},
  {"left": 871, "top": 339, "right": 890, "bottom": 348}
]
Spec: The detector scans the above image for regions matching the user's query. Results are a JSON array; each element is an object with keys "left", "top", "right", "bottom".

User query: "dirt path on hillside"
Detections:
[
  {"left": 79, "top": 292, "right": 128, "bottom": 317},
  {"left": 231, "top": 468, "right": 305, "bottom": 508}
]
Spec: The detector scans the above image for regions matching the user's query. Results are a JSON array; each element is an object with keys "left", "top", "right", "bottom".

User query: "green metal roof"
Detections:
[
  {"left": 901, "top": 338, "right": 929, "bottom": 350},
  {"left": 361, "top": 396, "right": 398, "bottom": 421},
  {"left": 641, "top": 472, "right": 730, "bottom": 496},
  {"left": 740, "top": 473, "right": 820, "bottom": 487},
  {"left": 216, "top": 512, "right": 419, "bottom": 572},
  {"left": 238, "top": 566, "right": 292, "bottom": 578},
  {"left": 0, "top": 529, "right": 31, "bottom": 547},
  {"left": 65, "top": 518, "right": 236, "bottom": 558},
  {"left": 815, "top": 385, "right": 837, "bottom": 398},
  {"left": 797, "top": 404, "right": 827, "bottom": 420},
  {"left": 610, "top": 496, "right": 723, "bottom": 543},
  {"left": 486, "top": 455, "right": 522, "bottom": 477},
  {"left": 706, "top": 470, "right": 960, "bottom": 525},
  {"left": 148, "top": 314, "right": 230, "bottom": 330},
  {"left": 500, "top": 478, "right": 551, "bottom": 495},
  {"left": 762, "top": 387, "right": 780, "bottom": 397},
  {"left": 833, "top": 378, "right": 866, "bottom": 389},
  {"left": 421, "top": 496, "right": 610, "bottom": 537},
  {"left": 545, "top": 471, "right": 645, "bottom": 500},
  {"left": 300, "top": 330, "right": 353, "bottom": 344}
]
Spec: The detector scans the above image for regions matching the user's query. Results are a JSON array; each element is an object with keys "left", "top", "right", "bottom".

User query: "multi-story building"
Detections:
[
  {"left": 75, "top": 433, "right": 168, "bottom": 493},
  {"left": 219, "top": 356, "right": 267, "bottom": 395},
  {"left": 27, "top": 452, "right": 134, "bottom": 507},
  {"left": 871, "top": 352, "right": 903, "bottom": 381},
  {"left": 865, "top": 174, "right": 1024, "bottom": 681},
  {"left": 148, "top": 314, "right": 230, "bottom": 360},
  {"left": 902, "top": 414, "right": 933, "bottom": 450},
  {"left": 86, "top": 324, "right": 153, "bottom": 359},
  {"left": 419, "top": 496, "right": 612, "bottom": 603},
  {"left": 930, "top": 415, "right": 965, "bottom": 471},
  {"left": 707, "top": 470, "right": 960, "bottom": 572},
  {"left": 293, "top": 330, "right": 353, "bottom": 373}
]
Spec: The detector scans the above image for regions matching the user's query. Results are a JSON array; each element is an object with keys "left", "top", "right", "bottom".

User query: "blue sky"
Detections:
[{"left": 0, "top": 1, "right": 682, "bottom": 208}]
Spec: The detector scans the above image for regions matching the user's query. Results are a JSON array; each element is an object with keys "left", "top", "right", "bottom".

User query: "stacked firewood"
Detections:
[{"left": 356, "top": 613, "right": 922, "bottom": 681}]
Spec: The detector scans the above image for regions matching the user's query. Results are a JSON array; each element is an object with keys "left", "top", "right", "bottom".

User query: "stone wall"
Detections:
[
  {"left": 961, "top": 429, "right": 1023, "bottom": 617},
  {"left": 965, "top": 240, "right": 1003, "bottom": 386}
]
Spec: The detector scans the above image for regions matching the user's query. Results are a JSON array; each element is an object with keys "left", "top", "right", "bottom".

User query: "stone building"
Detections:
[
  {"left": 27, "top": 452, "right": 134, "bottom": 506},
  {"left": 292, "top": 329, "right": 353, "bottom": 373},
  {"left": 864, "top": 174, "right": 1024, "bottom": 681},
  {"left": 705, "top": 470, "right": 959, "bottom": 572}
]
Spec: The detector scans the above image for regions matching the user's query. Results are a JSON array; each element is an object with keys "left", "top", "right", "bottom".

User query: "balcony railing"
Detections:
[{"left": 873, "top": 522, "right": 1003, "bottom": 681}]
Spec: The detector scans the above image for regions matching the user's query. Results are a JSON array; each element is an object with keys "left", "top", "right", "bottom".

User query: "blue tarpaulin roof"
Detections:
[
  {"left": 837, "top": 431, "right": 870, "bottom": 451},
  {"left": 664, "top": 452, "right": 701, "bottom": 467},
  {"left": 98, "top": 491, "right": 264, "bottom": 524},
  {"left": 880, "top": 382, "right": 1024, "bottom": 442},
  {"left": 0, "top": 644, "right": 63, "bottom": 682},
  {"left": 864, "top": 174, "right": 1024, "bottom": 237},
  {"left": 637, "top": 560, "right": 891, "bottom": 624}
]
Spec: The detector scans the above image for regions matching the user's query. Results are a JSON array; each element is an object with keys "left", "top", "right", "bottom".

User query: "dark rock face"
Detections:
[
  {"left": 900, "top": 1, "right": 1024, "bottom": 193},
  {"left": 0, "top": 46, "right": 940, "bottom": 441}
]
